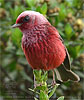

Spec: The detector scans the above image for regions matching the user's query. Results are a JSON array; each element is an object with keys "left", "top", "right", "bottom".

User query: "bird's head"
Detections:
[{"left": 12, "top": 11, "right": 49, "bottom": 32}]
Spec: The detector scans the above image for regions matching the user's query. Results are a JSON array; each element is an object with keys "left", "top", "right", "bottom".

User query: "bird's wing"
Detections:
[
  {"left": 59, "top": 37, "right": 70, "bottom": 70},
  {"left": 46, "top": 24, "right": 70, "bottom": 70},
  {"left": 58, "top": 38, "right": 80, "bottom": 82},
  {"left": 55, "top": 64, "right": 80, "bottom": 82},
  {"left": 46, "top": 24, "right": 80, "bottom": 82}
]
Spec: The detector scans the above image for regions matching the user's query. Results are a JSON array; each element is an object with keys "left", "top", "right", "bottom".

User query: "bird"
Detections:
[{"left": 12, "top": 11, "right": 80, "bottom": 85}]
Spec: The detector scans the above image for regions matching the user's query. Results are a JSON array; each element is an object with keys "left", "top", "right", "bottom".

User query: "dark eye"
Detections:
[{"left": 23, "top": 15, "right": 30, "bottom": 22}]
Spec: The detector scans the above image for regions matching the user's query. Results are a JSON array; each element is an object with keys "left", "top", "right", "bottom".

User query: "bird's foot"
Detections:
[
  {"left": 51, "top": 70, "right": 56, "bottom": 86},
  {"left": 34, "top": 83, "right": 42, "bottom": 88},
  {"left": 34, "top": 83, "right": 37, "bottom": 88},
  {"left": 51, "top": 80, "right": 56, "bottom": 87}
]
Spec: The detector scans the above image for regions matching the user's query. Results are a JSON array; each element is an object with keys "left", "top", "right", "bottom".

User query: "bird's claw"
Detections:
[
  {"left": 51, "top": 80, "right": 56, "bottom": 87},
  {"left": 34, "top": 83, "right": 42, "bottom": 88}
]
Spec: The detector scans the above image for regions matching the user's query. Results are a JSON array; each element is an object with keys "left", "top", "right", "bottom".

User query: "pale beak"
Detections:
[{"left": 12, "top": 23, "right": 22, "bottom": 28}]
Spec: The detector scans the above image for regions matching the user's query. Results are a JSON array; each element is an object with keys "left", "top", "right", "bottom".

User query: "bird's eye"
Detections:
[{"left": 23, "top": 15, "right": 30, "bottom": 22}]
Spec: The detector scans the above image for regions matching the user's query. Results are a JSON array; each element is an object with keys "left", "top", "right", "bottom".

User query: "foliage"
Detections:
[
  {"left": 0, "top": 0, "right": 84, "bottom": 100},
  {"left": 30, "top": 70, "right": 61, "bottom": 100}
]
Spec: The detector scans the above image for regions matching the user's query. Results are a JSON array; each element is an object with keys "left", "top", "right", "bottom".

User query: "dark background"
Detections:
[{"left": 0, "top": 0, "right": 84, "bottom": 100}]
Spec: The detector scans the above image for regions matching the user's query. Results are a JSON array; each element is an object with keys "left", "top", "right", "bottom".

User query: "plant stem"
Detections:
[{"left": 32, "top": 70, "right": 59, "bottom": 100}]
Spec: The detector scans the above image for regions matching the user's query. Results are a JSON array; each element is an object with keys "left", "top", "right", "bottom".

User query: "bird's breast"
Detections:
[{"left": 22, "top": 25, "right": 48, "bottom": 48}]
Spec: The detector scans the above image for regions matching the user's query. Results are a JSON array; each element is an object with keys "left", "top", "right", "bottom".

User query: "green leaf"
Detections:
[
  {"left": 34, "top": 97, "right": 38, "bottom": 100},
  {"left": 35, "top": 85, "right": 47, "bottom": 91},
  {"left": 26, "top": 0, "right": 36, "bottom": 7},
  {"left": 41, "top": 3, "right": 47, "bottom": 15},
  {"left": 14, "top": 6, "right": 20, "bottom": 19},
  {"left": 29, "top": 88, "right": 39, "bottom": 94},
  {"left": 58, "top": 29, "right": 65, "bottom": 38},
  {"left": 40, "top": 90, "right": 49, "bottom": 100},
  {"left": 73, "top": 0, "right": 81, "bottom": 7},
  {"left": 59, "top": 4, "right": 67, "bottom": 21},
  {"left": 65, "top": 23, "right": 72, "bottom": 40},
  {"left": 36, "top": 6, "right": 41, "bottom": 13},
  {"left": 33, "top": 70, "right": 42, "bottom": 81},
  {"left": 10, "top": 6, "right": 25, "bottom": 22},
  {"left": 11, "top": 28, "right": 22, "bottom": 47},
  {"left": 0, "top": 0, "right": 4, "bottom": 7},
  {"left": 57, "top": 96, "right": 64, "bottom": 100},
  {"left": 41, "top": 71, "right": 48, "bottom": 82},
  {"left": 55, "top": 16, "right": 60, "bottom": 26},
  {"left": 68, "top": 45, "right": 80, "bottom": 58},
  {"left": 48, "top": 85, "right": 57, "bottom": 98}
]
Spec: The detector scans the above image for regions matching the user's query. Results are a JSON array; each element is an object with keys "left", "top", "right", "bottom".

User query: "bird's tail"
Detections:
[{"left": 55, "top": 65, "right": 80, "bottom": 82}]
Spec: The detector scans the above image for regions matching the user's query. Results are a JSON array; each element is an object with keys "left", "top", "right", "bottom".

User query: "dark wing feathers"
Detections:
[
  {"left": 56, "top": 35, "right": 80, "bottom": 82},
  {"left": 55, "top": 65, "right": 80, "bottom": 82},
  {"left": 63, "top": 47, "right": 70, "bottom": 70},
  {"left": 59, "top": 36, "right": 70, "bottom": 70}
]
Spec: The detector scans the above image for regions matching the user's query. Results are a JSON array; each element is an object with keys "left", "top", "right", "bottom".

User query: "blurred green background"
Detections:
[{"left": 0, "top": 0, "right": 84, "bottom": 100}]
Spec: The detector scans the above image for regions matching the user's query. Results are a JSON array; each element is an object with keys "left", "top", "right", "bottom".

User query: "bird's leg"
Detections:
[
  {"left": 52, "top": 70, "right": 56, "bottom": 86},
  {"left": 34, "top": 74, "right": 36, "bottom": 88},
  {"left": 34, "top": 74, "right": 43, "bottom": 88}
]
